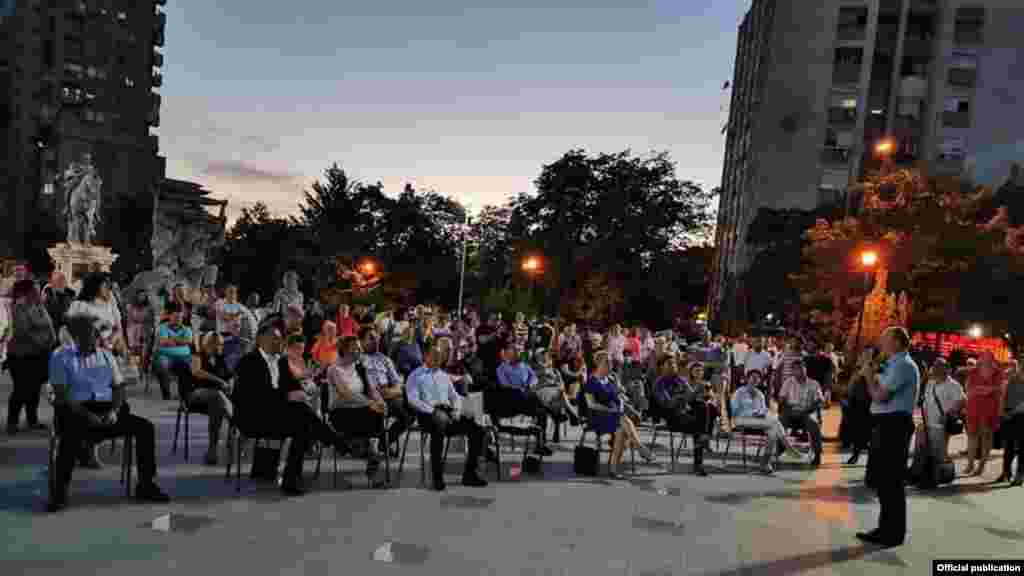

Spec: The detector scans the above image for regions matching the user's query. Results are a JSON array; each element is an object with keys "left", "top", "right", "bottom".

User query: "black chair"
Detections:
[
  {"left": 397, "top": 421, "right": 452, "bottom": 488},
  {"left": 172, "top": 371, "right": 224, "bottom": 462},
  {"left": 483, "top": 388, "right": 544, "bottom": 480},
  {"left": 576, "top": 392, "right": 635, "bottom": 476},
  {"left": 718, "top": 421, "right": 769, "bottom": 472},
  {"left": 47, "top": 402, "right": 134, "bottom": 508},
  {"left": 225, "top": 421, "right": 288, "bottom": 493},
  {"left": 644, "top": 412, "right": 686, "bottom": 473},
  {"left": 313, "top": 379, "right": 391, "bottom": 489}
]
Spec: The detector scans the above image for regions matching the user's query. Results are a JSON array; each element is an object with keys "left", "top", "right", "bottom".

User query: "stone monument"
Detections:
[
  {"left": 127, "top": 178, "right": 226, "bottom": 304},
  {"left": 48, "top": 152, "right": 117, "bottom": 291}
]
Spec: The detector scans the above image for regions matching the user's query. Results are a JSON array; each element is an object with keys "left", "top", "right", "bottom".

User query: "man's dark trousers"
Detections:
[{"left": 866, "top": 412, "right": 915, "bottom": 541}]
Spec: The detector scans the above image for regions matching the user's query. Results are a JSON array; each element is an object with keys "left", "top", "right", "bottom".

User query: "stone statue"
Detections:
[
  {"left": 272, "top": 270, "right": 304, "bottom": 316},
  {"left": 62, "top": 153, "right": 103, "bottom": 245}
]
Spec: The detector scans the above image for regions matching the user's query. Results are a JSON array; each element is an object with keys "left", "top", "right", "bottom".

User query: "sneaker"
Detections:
[{"left": 135, "top": 482, "right": 171, "bottom": 503}]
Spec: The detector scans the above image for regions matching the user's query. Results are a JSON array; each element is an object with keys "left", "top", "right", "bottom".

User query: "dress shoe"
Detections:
[
  {"left": 432, "top": 479, "right": 447, "bottom": 492},
  {"left": 280, "top": 478, "right": 307, "bottom": 497},
  {"left": 995, "top": 473, "right": 1010, "bottom": 483},
  {"left": 1012, "top": 475, "right": 1024, "bottom": 487},
  {"left": 694, "top": 465, "right": 709, "bottom": 477},
  {"left": 461, "top": 474, "right": 488, "bottom": 487},
  {"left": 761, "top": 464, "right": 775, "bottom": 475},
  {"left": 135, "top": 482, "right": 171, "bottom": 503},
  {"left": 856, "top": 530, "right": 903, "bottom": 547},
  {"left": 846, "top": 452, "right": 861, "bottom": 465}
]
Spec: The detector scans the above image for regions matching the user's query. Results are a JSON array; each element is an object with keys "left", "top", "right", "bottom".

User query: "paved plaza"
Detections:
[{"left": 1, "top": 374, "right": 1022, "bottom": 576}]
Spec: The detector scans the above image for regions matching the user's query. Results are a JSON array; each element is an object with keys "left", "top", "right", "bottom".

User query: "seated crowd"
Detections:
[{"left": 8, "top": 270, "right": 1021, "bottom": 514}]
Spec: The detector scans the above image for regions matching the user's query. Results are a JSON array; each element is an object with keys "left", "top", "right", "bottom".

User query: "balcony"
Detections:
[
  {"left": 948, "top": 67, "right": 976, "bottom": 88},
  {"left": 821, "top": 147, "right": 852, "bottom": 165},
  {"left": 153, "top": 12, "right": 166, "bottom": 46},
  {"left": 943, "top": 110, "right": 970, "bottom": 128},
  {"left": 152, "top": 51, "right": 163, "bottom": 68},
  {"left": 152, "top": 72, "right": 162, "bottom": 87},
  {"left": 147, "top": 109, "right": 160, "bottom": 127},
  {"left": 837, "top": 26, "right": 866, "bottom": 42}
]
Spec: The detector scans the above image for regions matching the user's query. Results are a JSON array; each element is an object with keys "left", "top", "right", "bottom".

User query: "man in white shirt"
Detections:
[{"left": 779, "top": 358, "right": 825, "bottom": 466}]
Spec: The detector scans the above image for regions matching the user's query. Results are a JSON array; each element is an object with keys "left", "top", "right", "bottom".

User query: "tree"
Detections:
[
  {"left": 794, "top": 167, "right": 1024, "bottom": 346},
  {"left": 506, "top": 149, "right": 715, "bottom": 323},
  {"left": 220, "top": 202, "right": 307, "bottom": 300}
]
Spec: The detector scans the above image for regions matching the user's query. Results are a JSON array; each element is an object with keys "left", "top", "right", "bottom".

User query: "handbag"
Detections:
[
  {"left": 573, "top": 445, "right": 599, "bottom": 476},
  {"left": 250, "top": 444, "right": 281, "bottom": 481},
  {"left": 932, "top": 387, "right": 964, "bottom": 436}
]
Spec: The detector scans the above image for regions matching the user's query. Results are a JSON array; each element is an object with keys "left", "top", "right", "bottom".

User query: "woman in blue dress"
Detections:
[{"left": 581, "top": 351, "right": 654, "bottom": 477}]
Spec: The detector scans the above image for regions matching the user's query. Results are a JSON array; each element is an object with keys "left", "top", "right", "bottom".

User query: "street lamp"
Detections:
[
  {"left": 969, "top": 324, "right": 983, "bottom": 339},
  {"left": 522, "top": 255, "right": 543, "bottom": 315},
  {"left": 874, "top": 138, "right": 895, "bottom": 157},
  {"left": 361, "top": 261, "right": 375, "bottom": 276},
  {"left": 853, "top": 249, "right": 879, "bottom": 351}
]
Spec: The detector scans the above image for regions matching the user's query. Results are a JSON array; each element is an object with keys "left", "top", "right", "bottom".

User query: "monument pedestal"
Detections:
[{"left": 48, "top": 242, "right": 118, "bottom": 292}]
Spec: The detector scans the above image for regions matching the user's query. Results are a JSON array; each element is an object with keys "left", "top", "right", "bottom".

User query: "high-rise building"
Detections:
[
  {"left": 0, "top": 0, "right": 167, "bottom": 273},
  {"left": 710, "top": 0, "right": 1024, "bottom": 331}
]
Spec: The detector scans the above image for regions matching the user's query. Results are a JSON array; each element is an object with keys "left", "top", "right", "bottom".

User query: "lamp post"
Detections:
[
  {"left": 457, "top": 211, "right": 470, "bottom": 320},
  {"left": 853, "top": 249, "right": 878, "bottom": 352},
  {"left": 522, "top": 255, "right": 542, "bottom": 316}
]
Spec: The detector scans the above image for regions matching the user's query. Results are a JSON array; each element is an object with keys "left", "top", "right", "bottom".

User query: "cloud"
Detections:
[{"left": 201, "top": 160, "right": 304, "bottom": 185}]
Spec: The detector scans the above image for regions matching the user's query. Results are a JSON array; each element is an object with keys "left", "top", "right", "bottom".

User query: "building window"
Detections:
[
  {"left": 117, "top": 11, "right": 127, "bottom": 22},
  {"left": 948, "top": 52, "right": 978, "bottom": 88},
  {"left": 124, "top": 77, "right": 135, "bottom": 88},
  {"left": 954, "top": 6, "right": 985, "bottom": 45},
  {"left": 938, "top": 137, "right": 966, "bottom": 161},
  {"left": 942, "top": 97, "right": 971, "bottom": 128},
  {"left": 836, "top": 6, "right": 868, "bottom": 42}
]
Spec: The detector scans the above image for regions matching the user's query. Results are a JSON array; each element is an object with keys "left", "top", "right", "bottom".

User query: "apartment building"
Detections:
[
  {"left": 710, "top": 0, "right": 1024, "bottom": 331},
  {"left": 0, "top": 0, "right": 167, "bottom": 270}
]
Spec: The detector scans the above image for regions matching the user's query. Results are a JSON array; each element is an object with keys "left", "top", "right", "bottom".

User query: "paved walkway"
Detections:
[{"left": 1, "top": 373, "right": 1022, "bottom": 575}]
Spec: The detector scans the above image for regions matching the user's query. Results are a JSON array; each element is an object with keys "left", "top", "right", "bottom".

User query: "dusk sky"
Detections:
[{"left": 159, "top": 1, "right": 748, "bottom": 219}]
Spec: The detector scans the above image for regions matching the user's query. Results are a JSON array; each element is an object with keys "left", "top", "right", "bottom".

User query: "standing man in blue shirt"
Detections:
[
  {"left": 406, "top": 343, "right": 489, "bottom": 491},
  {"left": 857, "top": 326, "right": 919, "bottom": 548}
]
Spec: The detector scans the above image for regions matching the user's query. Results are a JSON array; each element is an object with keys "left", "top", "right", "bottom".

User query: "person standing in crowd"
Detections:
[
  {"left": 606, "top": 324, "right": 626, "bottom": 375},
  {"left": 558, "top": 323, "right": 582, "bottom": 364},
  {"left": 744, "top": 338, "right": 772, "bottom": 380},
  {"left": 964, "top": 351, "right": 1005, "bottom": 477},
  {"left": 6, "top": 280, "right": 57, "bottom": 434},
  {"left": 912, "top": 358, "right": 964, "bottom": 488},
  {"left": 857, "top": 326, "right": 919, "bottom": 548},
  {"left": 43, "top": 271, "right": 75, "bottom": 334},
  {"left": 638, "top": 326, "right": 655, "bottom": 366},
  {"left": 475, "top": 313, "right": 502, "bottom": 384},
  {"left": 844, "top": 347, "right": 876, "bottom": 465},
  {"left": 336, "top": 304, "right": 359, "bottom": 339},
  {"left": 67, "top": 273, "right": 124, "bottom": 356},
  {"left": 730, "top": 335, "right": 750, "bottom": 393},
  {"left": 803, "top": 341, "right": 834, "bottom": 410},
  {"left": 245, "top": 293, "right": 264, "bottom": 325},
  {"left": 49, "top": 314, "right": 170, "bottom": 511},
  {"left": 999, "top": 357, "right": 1024, "bottom": 486},
  {"left": 395, "top": 321, "right": 424, "bottom": 378}
]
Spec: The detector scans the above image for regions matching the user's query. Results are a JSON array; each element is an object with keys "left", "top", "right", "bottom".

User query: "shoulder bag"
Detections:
[{"left": 933, "top": 386, "right": 964, "bottom": 436}]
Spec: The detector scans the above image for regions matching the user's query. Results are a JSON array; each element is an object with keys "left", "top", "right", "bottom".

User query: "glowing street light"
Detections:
[
  {"left": 854, "top": 249, "right": 881, "bottom": 352},
  {"left": 874, "top": 138, "right": 895, "bottom": 157},
  {"left": 861, "top": 250, "right": 878, "bottom": 267},
  {"left": 969, "top": 324, "right": 983, "bottom": 339},
  {"left": 522, "top": 256, "right": 540, "bottom": 273},
  {"left": 361, "top": 261, "right": 375, "bottom": 275}
]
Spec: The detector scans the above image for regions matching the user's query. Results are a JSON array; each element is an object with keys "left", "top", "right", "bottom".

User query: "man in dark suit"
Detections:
[{"left": 233, "top": 322, "right": 347, "bottom": 495}]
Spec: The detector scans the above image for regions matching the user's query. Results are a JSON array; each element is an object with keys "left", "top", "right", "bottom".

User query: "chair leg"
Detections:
[
  {"left": 419, "top": 432, "right": 428, "bottom": 488},
  {"left": 398, "top": 429, "right": 414, "bottom": 486},
  {"left": 123, "top": 435, "right": 133, "bottom": 497},
  {"left": 333, "top": 447, "right": 338, "bottom": 489},
  {"left": 184, "top": 411, "right": 190, "bottom": 462},
  {"left": 383, "top": 428, "right": 391, "bottom": 485},
  {"left": 669, "top": 432, "right": 675, "bottom": 473},
  {"left": 225, "top": 426, "right": 234, "bottom": 482},
  {"left": 495, "top": 431, "right": 503, "bottom": 481},
  {"left": 172, "top": 407, "right": 181, "bottom": 455},
  {"left": 722, "top": 436, "right": 732, "bottom": 467},
  {"left": 236, "top": 435, "right": 243, "bottom": 493},
  {"left": 649, "top": 426, "right": 659, "bottom": 453}
]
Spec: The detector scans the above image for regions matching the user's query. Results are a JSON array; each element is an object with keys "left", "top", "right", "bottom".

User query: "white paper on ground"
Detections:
[
  {"left": 373, "top": 542, "right": 394, "bottom": 563},
  {"left": 151, "top": 514, "right": 171, "bottom": 532}
]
